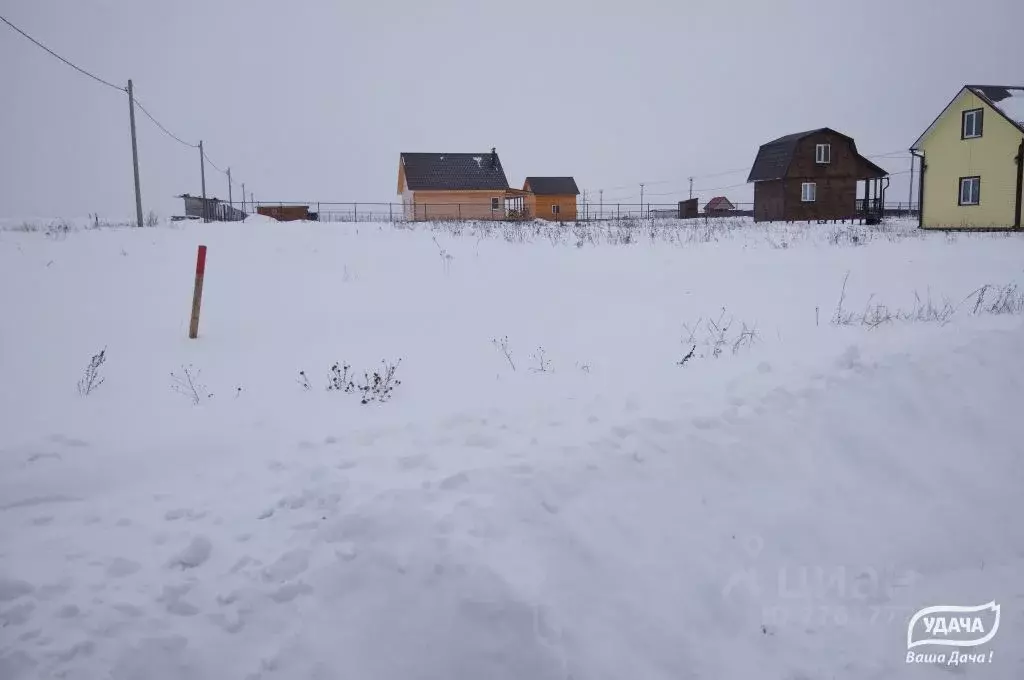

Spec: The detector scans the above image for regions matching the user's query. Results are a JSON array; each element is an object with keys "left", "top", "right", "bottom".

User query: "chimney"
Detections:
[{"left": 491, "top": 147, "right": 497, "bottom": 168}]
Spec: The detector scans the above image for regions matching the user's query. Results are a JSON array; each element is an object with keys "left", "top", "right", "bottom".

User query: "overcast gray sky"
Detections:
[{"left": 2, "top": 0, "right": 1022, "bottom": 219}]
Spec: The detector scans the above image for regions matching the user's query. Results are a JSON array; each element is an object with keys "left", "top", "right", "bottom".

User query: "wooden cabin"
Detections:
[
  {"left": 747, "top": 128, "right": 888, "bottom": 223},
  {"left": 398, "top": 149, "right": 522, "bottom": 220},
  {"left": 523, "top": 177, "right": 580, "bottom": 221}
]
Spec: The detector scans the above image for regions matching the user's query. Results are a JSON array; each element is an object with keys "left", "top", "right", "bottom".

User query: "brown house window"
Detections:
[
  {"left": 491, "top": 197, "right": 500, "bottom": 211},
  {"left": 962, "top": 109, "right": 983, "bottom": 139},
  {"left": 801, "top": 182, "right": 817, "bottom": 202},
  {"left": 958, "top": 176, "right": 980, "bottom": 205},
  {"left": 551, "top": 204, "right": 560, "bottom": 215},
  {"left": 815, "top": 144, "right": 831, "bottom": 164}
]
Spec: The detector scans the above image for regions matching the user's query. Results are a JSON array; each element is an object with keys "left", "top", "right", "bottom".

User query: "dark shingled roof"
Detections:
[
  {"left": 747, "top": 128, "right": 886, "bottom": 182},
  {"left": 524, "top": 177, "right": 580, "bottom": 195},
  {"left": 967, "top": 85, "right": 1024, "bottom": 132},
  {"left": 400, "top": 151, "right": 509, "bottom": 191},
  {"left": 704, "top": 196, "right": 735, "bottom": 211}
]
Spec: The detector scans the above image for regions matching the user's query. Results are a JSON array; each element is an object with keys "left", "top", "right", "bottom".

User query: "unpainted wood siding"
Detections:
[
  {"left": 753, "top": 180, "right": 784, "bottom": 222},
  {"left": 409, "top": 190, "right": 507, "bottom": 220},
  {"left": 775, "top": 130, "right": 881, "bottom": 221},
  {"left": 782, "top": 177, "right": 859, "bottom": 221},
  {"left": 526, "top": 194, "right": 577, "bottom": 221}
]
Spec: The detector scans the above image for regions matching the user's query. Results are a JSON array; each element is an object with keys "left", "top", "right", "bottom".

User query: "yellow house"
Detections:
[{"left": 911, "top": 85, "right": 1024, "bottom": 229}]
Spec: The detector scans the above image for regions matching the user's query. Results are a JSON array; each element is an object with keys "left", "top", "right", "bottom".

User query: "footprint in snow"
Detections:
[
  {"left": 25, "top": 452, "right": 62, "bottom": 464},
  {"left": 0, "top": 577, "right": 34, "bottom": 602},
  {"left": 56, "top": 604, "right": 80, "bottom": 619},
  {"left": 0, "top": 494, "right": 81, "bottom": 512},
  {"left": 0, "top": 601, "right": 35, "bottom": 626},
  {"left": 262, "top": 549, "right": 310, "bottom": 583},
  {"left": 439, "top": 472, "right": 470, "bottom": 491},
  {"left": 398, "top": 454, "right": 430, "bottom": 470},
  {"left": 48, "top": 434, "right": 89, "bottom": 448},
  {"left": 105, "top": 558, "right": 142, "bottom": 579},
  {"left": 166, "top": 536, "right": 212, "bottom": 570}
]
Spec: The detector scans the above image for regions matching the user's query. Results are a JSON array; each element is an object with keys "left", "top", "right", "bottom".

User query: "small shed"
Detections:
[
  {"left": 256, "top": 205, "right": 313, "bottom": 222},
  {"left": 523, "top": 177, "right": 580, "bottom": 221},
  {"left": 747, "top": 128, "right": 888, "bottom": 223},
  {"left": 176, "top": 194, "right": 245, "bottom": 222},
  {"left": 678, "top": 198, "right": 699, "bottom": 218}
]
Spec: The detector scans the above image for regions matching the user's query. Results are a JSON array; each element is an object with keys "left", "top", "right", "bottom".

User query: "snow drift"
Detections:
[{"left": 1, "top": 218, "right": 1022, "bottom": 679}]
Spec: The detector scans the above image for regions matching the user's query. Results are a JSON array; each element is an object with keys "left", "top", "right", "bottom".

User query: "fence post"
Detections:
[
  {"left": 617, "top": 203, "right": 620, "bottom": 220},
  {"left": 188, "top": 245, "right": 207, "bottom": 339},
  {"left": 458, "top": 203, "right": 461, "bottom": 220},
  {"left": 389, "top": 203, "right": 393, "bottom": 222},
  {"left": 354, "top": 203, "right": 358, "bottom": 222}
]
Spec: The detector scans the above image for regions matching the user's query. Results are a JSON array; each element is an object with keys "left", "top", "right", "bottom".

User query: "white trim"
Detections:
[
  {"left": 815, "top": 143, "right": 831, "bottom": 164},
  {"left": 958, "top": 177, "right": 980, "bottom": 205},
  {"left": 801, "top": 182, "right": 817, "bottom": 202},
  {"left": 962, "top": 108, "right": 982, "bottom": 138}
]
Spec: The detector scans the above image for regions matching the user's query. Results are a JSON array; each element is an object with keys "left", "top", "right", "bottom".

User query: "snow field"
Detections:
[{"left": 1, "top": 217, "right": 1023, "bottom": 679}]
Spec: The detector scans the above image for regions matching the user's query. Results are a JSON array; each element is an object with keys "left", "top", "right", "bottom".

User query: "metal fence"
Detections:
[{"left": 230, "top": 200, "right": 919, "bottom": 224}]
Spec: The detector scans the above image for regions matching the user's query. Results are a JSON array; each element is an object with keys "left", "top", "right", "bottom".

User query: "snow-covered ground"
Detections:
[{"left": 1, "top": 217, "right": 1023, "bottom": 679}]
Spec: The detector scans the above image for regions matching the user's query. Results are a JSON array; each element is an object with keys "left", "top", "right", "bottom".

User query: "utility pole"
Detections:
[
  {"left": 599, "top": 189, "right": 603, "bottom": 219},
  {"left": 199, "top": 140, "right": 208, "bottom": 223},
  {"left": 227, "top": 167, "right": 233, "bottom": 221},
  {"left": 242, "top": 182, "right": 246, "bottom": 217},
  {"left": 127, "top": 79, "right": 143, "bottom": 228},
  {"left": 640, "top": 183, "right": 645, "bottom": 218},
  {"left": 689, "top": 177, "right": 694, "bottom": 200}
]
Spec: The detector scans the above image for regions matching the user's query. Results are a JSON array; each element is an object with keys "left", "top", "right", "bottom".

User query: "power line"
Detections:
[
  {"left": 133, "top": 97, "right": 197, "bottom": 148},
  {"left": 646, "top": 181, "right": 749, "bottom": 198},
  {"left": 0, "top": 14, "right": 124, "bottom": 93},
  {"left": 203, "top": 152, "right": 225, "bottom": 174}
]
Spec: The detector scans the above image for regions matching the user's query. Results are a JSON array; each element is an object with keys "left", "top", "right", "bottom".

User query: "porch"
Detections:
[
  {"left": 504, "top": 188, "right": 532, "bottom": 220},
  {"left": 857, "top": 176, "right": 890, "bottom": 225}
]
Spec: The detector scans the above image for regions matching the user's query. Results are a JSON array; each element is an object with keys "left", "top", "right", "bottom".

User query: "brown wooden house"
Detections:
[
  {"left": 747, "top": 128, "right": 888, "bottom": 223},
  {"left": 523, "top": 177, "right": 579, "bottom": 221},
  {"left": 398, "top": 149, "right": 527, "bottom": 220}
]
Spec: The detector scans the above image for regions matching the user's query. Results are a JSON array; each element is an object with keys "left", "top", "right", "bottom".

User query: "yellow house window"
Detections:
[
  {"left": 491, "top": 197, "right": 500, "bottom": 211},
  {"left": 958, "top": 176, "right": 980, "bottom": 206},
  {"left": 962, "top": 109, "right": 983, "bottom": 139},
  {"left": 552, "top": 204, "right": 560, "bottom": 215}
]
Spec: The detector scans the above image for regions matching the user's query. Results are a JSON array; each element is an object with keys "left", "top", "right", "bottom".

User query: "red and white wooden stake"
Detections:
[{"left": 188, "top": 245, "right": 207, "bottom": 339}]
